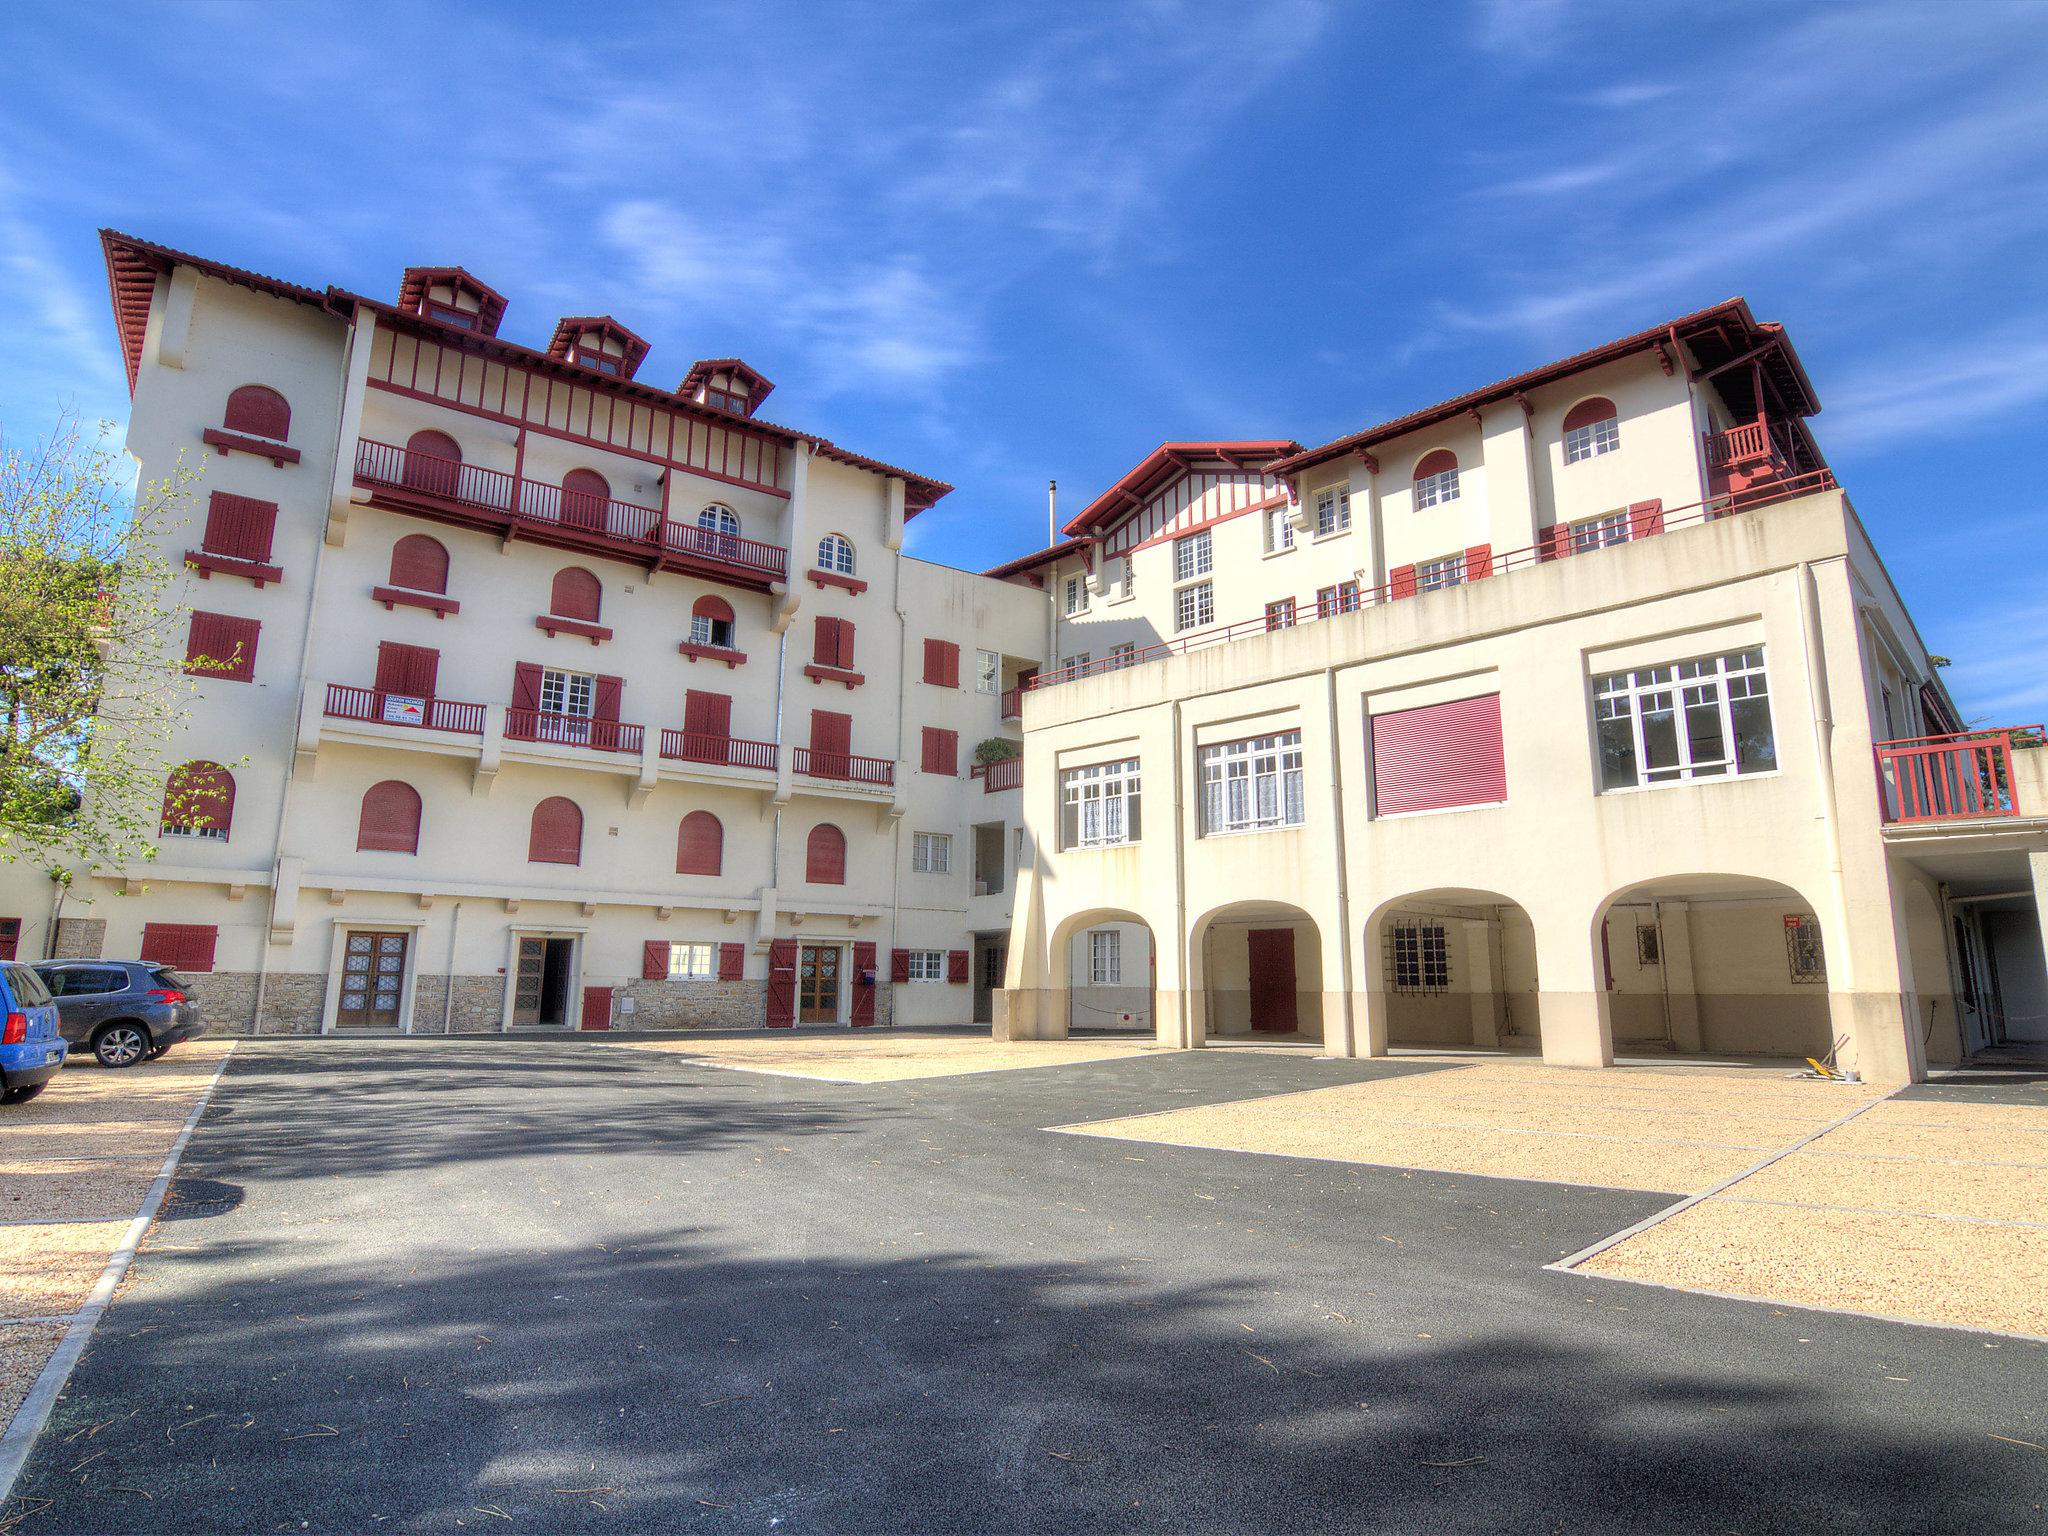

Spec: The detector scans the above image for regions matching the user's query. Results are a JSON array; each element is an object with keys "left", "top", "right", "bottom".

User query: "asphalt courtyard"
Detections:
[{"left": 7, "top": 1038, "right": 2045, "bottom": 1533}]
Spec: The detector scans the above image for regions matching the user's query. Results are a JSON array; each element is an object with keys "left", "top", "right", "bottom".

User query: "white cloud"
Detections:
[
  {"left": 1824, "top": 331, "right": 2048, "bottom": 452},
  {"left": 1470, "top": 0, "right": 1577, "bottom": 59}
]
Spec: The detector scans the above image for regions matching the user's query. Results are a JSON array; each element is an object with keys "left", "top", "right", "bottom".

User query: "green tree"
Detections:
[{"left": 0, "top": 417, "right": 210, "bottom": 871}]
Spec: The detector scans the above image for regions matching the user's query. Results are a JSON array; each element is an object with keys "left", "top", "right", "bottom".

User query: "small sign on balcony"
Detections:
[{"left": 382, "top": 694, "right": 426, "bottom": 726}]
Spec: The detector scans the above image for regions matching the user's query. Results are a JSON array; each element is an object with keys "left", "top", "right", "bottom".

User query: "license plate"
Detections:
[{"left": 44, "top": 1049, "right": 61, "bottom": 1065}]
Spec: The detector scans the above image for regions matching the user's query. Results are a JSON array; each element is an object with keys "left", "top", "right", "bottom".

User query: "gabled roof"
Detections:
[
  {"left": 679, "top": 357, "right": 776, "bottom": 411},
  {"left": 100, "top": 229, "right": 330, "bottom": 389},
  {"left": 982, "top": 537, "right": 1094, "bottom": 581},
  {"left": 396, "top": 266, "right": 508, "bottom": 334},
  {"left": 546, "top": 315, "right": 652, "bottom": 378},
  {"left": 1274, "top": 298, "right": 1823, "bottom": 477},
  {"left": 1063, "top": 441, "right": 1301, "bottom": 538}
]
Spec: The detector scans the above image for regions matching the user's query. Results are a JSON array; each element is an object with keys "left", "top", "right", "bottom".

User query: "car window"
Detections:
[
  {"left": 151, "top": 968, "right": 191, "bottom": 991},
  {"left": 4, "top": 964, "right": 53, "bottom": 1007},
  {"left": 75, "top": 968, "right": 132, "bottom": 995}
]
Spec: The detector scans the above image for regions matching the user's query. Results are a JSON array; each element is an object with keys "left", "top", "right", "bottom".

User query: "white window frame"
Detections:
[
  {"left": 1571, "top": 510, "right": 1630, "bottom": 552},
  {"left": 1594, "top": 647, "right": 1776, "bottom": 792},
  {"left": 1417, "top": 553, "right": 1466, "bottom": 592},
  {"left": 976, "top": 649, "right": 1000, "bottom": 694},
  {"left": 906, "top": 948, "right": 946, "bottom": 983},
  {"left": 1314, "top": 487, "right": 1351, "bottom": 537},
  {"left": 1198, "top": 732, "right": 1305, "bottom": 836},
  {"left": 1118, "top": 558, "right": 1134, "bottom": 598},
  {"left": 818, "top": 533, "right": 856, "bottom": 575},
  {"left": 667, "top": 942, "right": 717, "bottom": 980},
  {"left": 1061, "top": 758, "right": 1141, "bottom": 849},
  {"left": 1174, "top": 530, "right": 1213, "bottom": 582},
  {"left": 699, "top": 504, "right": 740, "bottom": 537},
  {"left": 1064, "top": 575, "right": 1087, "bottom": 616},
  {"left": 1109, "top": 642, "right": 1137, "bottom": 669},
  {"left": 1175, "top": 581, "right": 1213, "bottom": 633},
  {"left": 1415, "top": 467, "right": 1460, "bottom": 509},
  {"left": 1266, "top": 505, "right": 1294, "bottom": 554},
  {"left": 912, "top": 831, "right": 952, "bottom": 874},
  {"left": 1089, "top": 929, "right": 1122, "bottom": 985},
  {"left": 1315, "top": 582, "right": 1360, "bottom": 618},
  {"left": 689, "top": 612, "right": 735, "bottom": 648},
  {"left": 1564, "top": 414, "right": 1621, "bottom": 464},
  {"left": 539, "top": 669, "right": 595, "bottom": 718}
]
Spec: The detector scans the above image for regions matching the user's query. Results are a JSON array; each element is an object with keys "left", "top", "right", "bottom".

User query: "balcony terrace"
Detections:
[
  {"left": 1876, "top": 727, "right": 2045, "bottom": 825},
  {"left": 793, "top": 749, "right": 895, "bottom": 789}
]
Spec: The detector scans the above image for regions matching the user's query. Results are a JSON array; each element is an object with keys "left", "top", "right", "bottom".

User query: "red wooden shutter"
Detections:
[
  {"left": 718, "top": 942, "right": 745, "bottom": 981},
  {"left": 891, "top": 948, "right": 911, "bottom": 983},
  {"left": 163, "top": 762, "right": 236, "bottom": 839},
  {"left": 810, "top": 710, "right": 851, "bottom": 758},
  {"left": 390, "top": 534, "right": 450, "bottom": 593},
  {"left": 592, "top": 675, "right": 624, "bottom": 750},
  {"left": 560, "top": 468, "right": 610, "bottom": 531},
  {"left": 812, "top": 615, "right": 837, "bottom": 666},
  {"left": 356, "top": 780, "right": 422, "bottom": 853},
  {"left": 765, "top": 939, "right": 797, "bottom": 1027},
  {"left": 1370, "top": 693, "right": 1506, "bottom": 817},
  {"left": 550, "top": 568, "right": 601, "bottom": 622},
  {"left": 511, "top": 662, "right": 544, "bottom": 711},
  {"left": 0, "top": 919, "right": 18, "bottom": 961},
  {"left": 1628, "top": 498, "right": 1665, "bottom": 540},
  {"left": 851, "top": 941, "right": 877, "bottom": 1025},
  {"left": 1388, "top": 565, "right": 1418, "bottom": 601},
  {"left": 684, "top": 690, "right": 731, "bottom": 740},
  {"left": 528, "top": 796, "right": 582, "bottom": 864},
  {"left": 1464, "top": 543, "right": 1493, "bottom": 580},
  {"left": 222, "top": 385, "right": 290, "bottom": 441},
  {"left": 921, "top": 728, "right": 957, "bottom": 775},
  {"left": 184, "top": 612, "right": 260, "bottom": 681},
  {"left": 202, "top": 492, "right": 278, "bottom": 562},
  {"left": 833, "top": 618, "right": 855, "bottom": 669},
  {"left": 376, "top": 642, "right": 440, "bottom": 698},
  {"left": 1538, "top": 523, "right": 1572, "bottom": 562},
  {"left": 923, "top": 639, "right": 959, "bottom": 688},
  {"left": 677, "top": 810, "right": 723, "bottom": 875},
  {"left": 642, "top": 941, "right": 670, "bottom": 980},
  {"left": 805, "top": 824, "right": 846, "bottom": 884},
  {"left": 141, "top": 922, "right": 218, "bottom": 973},
  {"left": 946, "top": 949, "right": 970, "bottom": 984}
]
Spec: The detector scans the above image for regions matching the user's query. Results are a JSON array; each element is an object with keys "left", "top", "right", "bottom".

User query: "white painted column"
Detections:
[{"left": 1479, "top": 402, "right": 1540, "bottom": 555}]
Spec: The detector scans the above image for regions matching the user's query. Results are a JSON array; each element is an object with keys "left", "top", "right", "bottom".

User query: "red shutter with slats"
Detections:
[
  {"left": 390, "top": 534, "right": 450, "bottom": 593},
  {"left": 718, "top": 942, "right": 745, "bottom": 981},
  {"left": 376, "top": 642, "right": 439, "bottom": 698},
  {"left": 222, "top": 385, "right": 290, "bottom": 441},
  {"left": 677, "top": 810, "right": 723, "bottom": 875},
  {"left": 834, "top": 618, "right": 856, "bottom": 669},
  {"left": 528, "top": 796, "right": 583, "bottom": 864},
  {"left": 683, "top": 691, "right": 731, "bottom": 760},
  {"left": 550, "top": 568, "right": 601, "bottom": 622},
  {"left": 511, "top": 662, "right": 544, "bottom": 711},
  {"left": 851, "top": 941, "right": 877, "bottom": 1025},
  {"left": 1370, "top": 693, "right": 1506, "bottom": 817},
  {"left": 810, "top": 710, "right": 851, "bottom": 758},
  {"left": 765, "top": 939, "right": 797, "bottom": 1027},
  {"left": 946, "top": 949, "right": 970, "bottom": 984},
  {"left": 1388, "top": 565, "right": 1418, "bottom": 601},
  {"left": 923, "top": 639, "right": 959, "bottom": 688},
  {"left": 805, "top": 824, "right": 846, "bottom": 884},
  {"left": 921, "top": 728, "right": 957, "bottom": 776},
  {"left": 0, "top": 919, "right": 18, "bottom": 962},
  {"left": 891, "top": 948, "right": 911, "bottom": 983},
  {"left": 202, "top": 492, "right": 278, "bottom": 562},
  {"left": 643, "top": 940, "right": 671, "bottom": 979},
  {"left": 812, "top": 615, "right": 839, "bottom": 666},
  {"left": 1628, "top": 498, "right": 1665, "bottom": 540},
  {"left": 1538, "top": 523, "right": 1573, "bottom": 562},
  {"left": 163, "top": 761, "right": 236, "bottom": 839},
  {"left": 184, "top": 612, "right": 260, "bottom": 681},
  {"left": 592, "top": 675, "right": 624, "bottom": 750},
  {"left": 356, "top": 780, "right": 422, "bottom": 853},
  {"left": 1464, "top": 543, "right": 1493, "bottom": 580},
  {"left": 140, "top": 922, "right": 218, "bottom": 973}
]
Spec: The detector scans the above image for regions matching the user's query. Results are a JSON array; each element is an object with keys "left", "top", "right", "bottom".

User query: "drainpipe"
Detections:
[
  {"left": 1171, "top": 696, "right": 1191, "bottom": 1047},
  {"left": 441, "top": 900, "right": 461, "bottom": 1033}
]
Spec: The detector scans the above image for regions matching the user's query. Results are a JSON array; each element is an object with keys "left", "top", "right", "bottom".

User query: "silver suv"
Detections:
[{"left": 33, "top": 961, "right": 208, "bottom": 1068}]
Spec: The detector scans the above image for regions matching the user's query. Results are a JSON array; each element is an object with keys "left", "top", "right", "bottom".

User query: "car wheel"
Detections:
[
  {"left": 2, "top": 1082, "right": 47, "bottom": 1104},
  {"left": 93, "top": 1023, "right": 152, "bottom": 1068}
]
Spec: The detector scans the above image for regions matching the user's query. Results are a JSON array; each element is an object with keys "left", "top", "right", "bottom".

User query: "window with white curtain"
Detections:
[
  {"left": 667, "top": 942, "right": 717, "bottom": 979},
  {"left": 912, "top": 832, "right": 951, "bottom": 873},
  {"left": 1199, "top": 732, "right": 1305, "bottom": 835},
  {"left": 1060, "top": 759, "right": 1141, "bottom": 849}
]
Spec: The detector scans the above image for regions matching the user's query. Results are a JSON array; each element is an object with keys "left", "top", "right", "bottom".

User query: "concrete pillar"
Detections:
[
  {"left": 1479, "top": 403, "right": 1540, "bottom": 555},
  {"left": 2030, "top": 850, "right": 2048, "bottom": 1001},
  {"left": 1656, "top": 901, "right": 1703, "bottom": 1052},
  {"left": 1463, "top": 917, "right": 1498, "bottom": 1047},
  {"left": 1537, "top": 917, "right": 1614, "bottom": 1069}
]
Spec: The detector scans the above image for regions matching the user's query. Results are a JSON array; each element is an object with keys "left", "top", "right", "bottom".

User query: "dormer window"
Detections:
[
  {"left": 680, "top": 359, "right": 775, "bottom": 419},
  {"left": 546, "top": 317, "right": 650, "bottom": 381},
  {"left": 398, "top": 267, "right": 507, "bottom": 337},
  {"left": 705, "top": 388, "right": 746, "bottom": 413},
  {"left": 576, "top": 349, "right": 622, "bottom": 377},
  {"left": 426, "top": 301, "right": 479, "bottom": 331}
]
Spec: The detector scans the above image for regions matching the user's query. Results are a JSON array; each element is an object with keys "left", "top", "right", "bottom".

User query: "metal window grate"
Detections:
[{"left": 1386, "top": 919, "right": 1450, "bottom": 994}]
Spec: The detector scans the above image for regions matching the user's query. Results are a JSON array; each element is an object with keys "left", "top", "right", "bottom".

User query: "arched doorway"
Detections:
[
  {"left": 1364, "top": 889, "right": 1540, "bottom": 1052},
  {"left": 1593, "top": 874, "right": 1833, "bottom": 1063},
  {"left": 1191, "top": 902, "right": 1324, "bottom": 1045},
  {"left": 1050, "top": 909, "right": 1156, "bottom": 1035}
]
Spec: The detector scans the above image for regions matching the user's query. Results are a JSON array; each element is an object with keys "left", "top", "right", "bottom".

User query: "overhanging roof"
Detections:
[{"left": 1063, "top": 440, "right": 1301, "bottom": 538}]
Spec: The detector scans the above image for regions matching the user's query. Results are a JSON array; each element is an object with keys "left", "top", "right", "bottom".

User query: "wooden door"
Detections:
[
  {"left": 1247, "top": 929, "right": 1298, "bottom": 1034},
  {"left": 580, "top": 985, "right": 613, "bottom": 1031},
  {"left": 339, "top": 931, "right": 409, "bottom": 1029},
  {"left": 512, "top": 937, "right": 546, "bottom": 1026},
  {"left": 974, "top": 940, "right": 1005, "bottom": 1024},
  {"left": 799, "top": 945, "right": 841, "bottom": 1023}
]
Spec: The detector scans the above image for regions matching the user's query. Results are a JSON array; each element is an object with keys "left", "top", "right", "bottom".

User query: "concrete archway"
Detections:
[
  {"left": 1048, "top": 909, "right": 1157, "bottom": 1036},
  {"left": 1189, "top": 901, "right": 1325, "bottom": 1045},
  {"left": 1362, "top": 889, "right": 1541, "bottom": 1054}
]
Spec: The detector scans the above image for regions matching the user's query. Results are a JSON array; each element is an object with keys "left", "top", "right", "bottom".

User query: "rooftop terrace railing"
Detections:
[{"left": 1875, "top": 726, "right": 2043, "bottom": 824}]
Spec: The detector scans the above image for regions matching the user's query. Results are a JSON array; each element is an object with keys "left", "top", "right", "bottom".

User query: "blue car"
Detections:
[{"left": 1, "top": 961, "right": 67, "bottom": 1104}]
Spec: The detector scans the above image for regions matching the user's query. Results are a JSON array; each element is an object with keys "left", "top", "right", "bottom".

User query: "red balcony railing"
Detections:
[
  {"left": 1704, "top": 418, "right": 1774, "bottom": 469},
  {"left": 325, "top": 684, "right": 486, "bottom": 736},
  {"left": 658, "top": 730, "right": 779, "bottom": 771},
  {"left": 1000, "top": 687, "right": 1022, "bottom": 720},
  {"left": 794, "top": 748, "right": 895, "bottom": 787},
  {"left": 1026, "top": 469, "right": 1839, "bottom": 694},
  {"left": 354, "top": 439, "right": 787, "bottom": 583},
  {"left": 1875, "top": 728, "right": 2040, "bottom": 824},
  {"left": 978, "top": 756, "right": 1023, "bottom": 792},
  {"left": 505, "top": 709, "right": 643, "bottom": 754}
]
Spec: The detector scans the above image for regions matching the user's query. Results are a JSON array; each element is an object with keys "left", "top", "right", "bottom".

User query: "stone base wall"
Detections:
[
  {"left": 51, "top": 918, "right": 106, "bottom": 959},
  {"left": 412, "top": 975, "right": 507, "bottom": 1034},
  {"left": 615, "top": 978, "right": 766, "bottom": 1030},
  {"left": 253, "top": 972, "right": 328, "bottom": 1034}
]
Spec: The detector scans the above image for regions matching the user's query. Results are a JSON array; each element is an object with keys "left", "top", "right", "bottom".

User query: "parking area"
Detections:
[{"left": 608, "top": 1027, "right": 1166, "bottom": 1082}]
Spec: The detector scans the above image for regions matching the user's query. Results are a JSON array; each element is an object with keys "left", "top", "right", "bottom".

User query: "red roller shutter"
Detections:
[
  {"left": 946, "top": 949, "right": 970, "bottom": 984},
  {"left": 550, "top": 568, "right": 602, "bottom": 622},
  {"left": 765, "top": 939, "right": 797, "bottom": 1026},
  {"left": 1370, "top": 693, "right": 1506, "bottom": 817},
  {"left": 677, "top": 810, "right": 723, "bottom": 875},
  {"left": 356, "top": 780, "right": 422, "bottom": 854},
  {"left": 390, "top": 534, "right": 450, "bottom": 593},
  {"left": 891, "top": 948, "right": 911, "bottom": 983},
  {"left": 202, "top": 492, "right": 278, "bottom": 562},
  {"left": 375, "top": 642, "right": 439, "bottom": 698},
  {"left": 140, "top": 922, "right": 217, "bottom": 973},
  {"left": 643, "top": 940, "right": 671, "bottom": 980},
  {"left": 718, "top": 942, "right": 745, "bottom": 981},
  {"left": 923, "top": 639, "right": 959, "bottom": 688},
  {"left": 184, "top": 612, "right": 260, "bottom": 682},
  {"left": 851, "top": 941, "right": 877, "bottom": 1025},
  {"left": 1628, "top": 498, "right": 1664, "bottom": 540}
]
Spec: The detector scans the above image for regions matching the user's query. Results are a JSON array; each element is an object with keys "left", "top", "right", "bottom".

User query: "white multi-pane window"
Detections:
[
  {"left": 1564, "top": 413, "right": 1621, "bottom": 463},
  {"left": 1064, "top": 576, "right": 1086, "bottom": 615},
  {"left": 1065, "top": 651, "right": 1091, "bottom": 677},
  {"left": 1060, "top": 759, "right": 1141, "bottom": 849},
  {"left": 1266, "top": 505, "right": 1294, "bottom": 553},
  {"left": 1417, "top": 553, "right": 1466, "bottom": 592},
  {"left": 907, "top": 949, "right": 946, "bottom": 982},
  {"left": 1119, "top": 558, "right": 1135, "bottom": 598},
  {"left": 1316, "top": 582, "right": 1360, "bottom": 618},
  {"left": 1199, "top": 732, "right": 1305, "bottom": 836},
  {"left": 977, "top": 649, "right": 1000, "bottom": 693},
  {"left": 1176, "top": 581, "right": 1213, "bottom": 632},
  {"left": 912, "top": 832, "right": 951, "bottom": 873},
  {"left": 1266, "top": 598, "right": 1298, "bottom": 630},
  {"left": 1089, "top": 929, "right": 1122, "bottom": 985},
  {"left": 1174, "top": 529, "right": 1213, "bottom": 581},
  {"left": 539, "top": 669, "right": 594, "bottom": 717},
  {"left": 700, "top": 505, "right": 741, "bottom": 538},
  {"left": 1387, "top": 920, "right": 1450, "bottom": 994},
  {"left": 1315, "top": 487, "right": 1351, "bottom": 536},
  {"left": 1571, "top": 511, "right": 1630, "bottom": 552},
  {"left": 817, "top": 533, "right": 855, "bottom": 574},
  {"left": 668, "top": 942, "right": 716, "bottom": 979},
  {"left": 1110, "top": 642, "right": 1137, "bottom": 669},
  {"left": 689, "top": 611, "right": 735, "bottom": 648},
  {"left": 1415, "top": 466, "right": 1460, "bottom": 508},
  {"left": 1595, "top": 647, "right": 1777, "bottom": 791}
]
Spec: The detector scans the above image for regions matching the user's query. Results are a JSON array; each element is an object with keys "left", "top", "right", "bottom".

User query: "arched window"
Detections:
[
  {"left": 161, "top": 761, "right": 236, "bottom": 841},
  {"left": 403, "top": 429, "right": 462, "bottom": 498},
  {"left": 805, "top": 823, "right": 847, "bottom": 884},
  {"left": 689, "top": 595, "right": 736, "bottom": 649},
  {"left": 698, "top": 504, "right": 740, "bottom": 537},
  {"left": 1413, "top": 449, "right": 1460, "bottom": 509},
  {"left": 817, "top": 533, "right": 855, "bottom": 575},
  {"left": 561, "top": 468, "right": 610, "bottom": 531},
  {"left": 389, "top": 534, "right": 450, "bottom": 594},
  {"left": 1562, "top": 397, "right": 1620, "bottom": 463},
  {"left": 549, "top": 567, "right": 602, "bottom": 622},
  {"left": 528, "top": 796, "right": 583, "bottom": 865},
  {"left": 677, "top": 810, "right": 724, "bottom": 875},
  {"left": 222, "top": 385, "right": 290, "bottom": 442},
  {"left": 357, "top": 781, "right": 423, "bottom": 855}
]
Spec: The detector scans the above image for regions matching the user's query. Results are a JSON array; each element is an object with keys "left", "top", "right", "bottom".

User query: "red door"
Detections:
[
  {"left": 579, "top": 985, "right": 613, "bottom": 1031},
  {"left": 1246, "top": 929, "right": 1298, "bottom": 1034}
]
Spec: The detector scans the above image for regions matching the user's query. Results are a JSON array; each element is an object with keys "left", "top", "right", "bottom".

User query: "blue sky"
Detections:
[{"left": 3, "top": 1, "right": 2044, "bottom": 724}]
